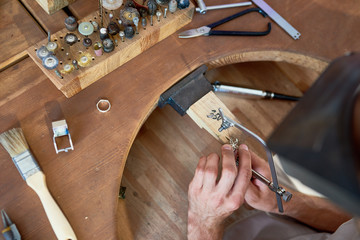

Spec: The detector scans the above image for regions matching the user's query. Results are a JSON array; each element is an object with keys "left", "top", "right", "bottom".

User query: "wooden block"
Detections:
[
  {"left": 27, "top": 3, "right": 195, "bottom": 98},
  {"left": 21, "top": 0, "right": 68, "bottom": 33},
  {"left": 187, "top": 91, "right": 246, "bottom": 144},
  {"left": 35, "top": 0, "right": 77, "bottom": 15}
]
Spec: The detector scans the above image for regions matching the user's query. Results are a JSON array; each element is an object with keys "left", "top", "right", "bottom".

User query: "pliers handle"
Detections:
[{"left": 207, "top": 8, "right": 271, "bottom": 36}]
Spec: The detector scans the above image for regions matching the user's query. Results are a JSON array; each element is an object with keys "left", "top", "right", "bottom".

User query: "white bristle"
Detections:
[{"left": 0, "top": 128, "right": 30, "bottom": 158}]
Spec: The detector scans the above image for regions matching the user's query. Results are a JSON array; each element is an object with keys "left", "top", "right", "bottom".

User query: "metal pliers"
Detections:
[
  {"left": 178, "top": 8, "right": 271, "bottom": 38},
  {"left": 1, "top": 210, "right": 21, "bottom": 240}
]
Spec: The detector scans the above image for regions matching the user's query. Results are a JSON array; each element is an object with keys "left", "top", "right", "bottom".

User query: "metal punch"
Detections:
[
  {"left": 1, "top": 210, "right": 21, "bottom": 240},
  {"left": 217, "top": 108, "right": 292, "bottom": 212},
  {"left": 178, "top": 8, "right": 271, "bottom": 38}
]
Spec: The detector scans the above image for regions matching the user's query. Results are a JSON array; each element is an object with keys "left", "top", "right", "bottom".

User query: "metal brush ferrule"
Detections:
[{"left": 12, "top": 150, "right": 41, "bottom": 180}]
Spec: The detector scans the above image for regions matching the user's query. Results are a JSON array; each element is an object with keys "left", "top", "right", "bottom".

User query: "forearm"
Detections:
[
  {"left": 281, "top": 191, "right": 352, "bottom": 232},
  {"left": 187, "top": 213, "right": 224, "bottom": 240}
]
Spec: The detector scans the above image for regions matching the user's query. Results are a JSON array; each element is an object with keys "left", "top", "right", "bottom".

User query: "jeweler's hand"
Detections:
[
  {"left": 244, "top": 151, "right": 279, "bottom": 213},
  {"left": 187, "top": 144, "right": 252, "bottom": 240}
]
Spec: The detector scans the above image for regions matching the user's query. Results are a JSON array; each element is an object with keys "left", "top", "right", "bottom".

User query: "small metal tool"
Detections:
[
  {"left": 217, "top": 108, "right": 288, "bottom": 212},
  {"left": 133, "top": 17, "right": 139, "bottom": 34},
  {"left": 64, "top": 33, "right": 78, "bottom": 46},
  {"left": 1, "top": 210, "right": 21, "bottom": 240},
  {"left": 169, "top": 0, "right": 177, "bottom": 13},
  {"left": 164, "top": 8, "right": 168, "bottom": 18},
  {"left": 124, "top": 26, "right": 135, "bottom": 39},
  {"left": 102, "top": 38, "right": 115, "bottom": 52},
  {"left": 99, "top": 27, "right": 109, "bottom": 40},
  {"left": 195, "top": 0, "right": 207, "bottom": 14},
  {"left": 36, "top": 46, "right": 50, "bottom": 60},
  {"left": 52, "top": 120, "right": 74, "bottom": 154},
  {"left": 177, "top": 0, "right": 189, "bottom": 9},
  {"left": 147, "top": 0, "right": 157, "bottom": 26},
  {"left": 119, "top": 31, "right": 125, "bottom": 42},
  {"left": 156, "top": 10, "right": 162, "bottom": 22},
  {"left": 78, "top": 22, "right": 95, "bottom": 36},
  {"left": 196, "top": 1, "right": 252, "bottom": 14},
  {"left": 213, "top": 82, "right": 300, "bottom": 101},
  {"left": 252, "top": 0, "right": 301, "bottom": 40},
  {"left": 54, "top": 70, "right": 63, "bottom": 79},
  {"left": 83, "top": 37, "right": 92, "bottom": 47},
  {"left": 64, "top": 16, "right": 77, "bottom": 31},
  {"left": 107, "top": 21, "right": 120, "bottom": 35},
  {"left": 227, "top": 137, "right": 292, "bottom": 202},
  {"left": 178, "top": 8, "right": 271, "bottom": 38},
  {"left": 141, "top": 18, "right": 147, "bottom": 30},
  {"left": 42, "top": 55, "right": 59, "bottom": 70},
  {"left": 252, "top": 170, "right": 292, "bottom": 202},
  {"left": 72, "top": 60, "right": 79, "bottom": 70}
]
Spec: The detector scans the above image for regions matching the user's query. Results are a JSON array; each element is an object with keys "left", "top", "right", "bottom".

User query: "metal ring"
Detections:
[{"left": 96, "top": 99, "right": 111, "bottom": 113}]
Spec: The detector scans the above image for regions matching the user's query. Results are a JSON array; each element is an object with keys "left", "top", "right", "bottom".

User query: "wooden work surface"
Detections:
[{"left": 0, "top": 0, "right": 359, "bottom": 239}]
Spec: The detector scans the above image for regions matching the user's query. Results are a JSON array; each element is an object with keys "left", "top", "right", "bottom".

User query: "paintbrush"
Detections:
[{"left": 0, "top": 128, "right": 77, "bottom": 240}]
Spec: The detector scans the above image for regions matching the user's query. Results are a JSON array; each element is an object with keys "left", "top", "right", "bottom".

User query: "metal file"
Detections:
[{"left": 252, "top": 0, "right": 301, "bottom": 40}]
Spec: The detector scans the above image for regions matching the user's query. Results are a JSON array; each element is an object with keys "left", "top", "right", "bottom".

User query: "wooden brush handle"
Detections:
[{"left": 26, "top": 171, "right": 77, "bottom": 240}]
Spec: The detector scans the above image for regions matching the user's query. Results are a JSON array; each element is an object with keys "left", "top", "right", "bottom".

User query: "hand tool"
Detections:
[
  {"left": 217, "top": 108, "right": 292, "bottom": 208},
  {"left": 178, "top": 8, "right": 271, "bottom": 38},
  {"left": 195, "top": 0, "right": 207, "bottom": 14},
  {"left": 1, "top": 210, "right": 21, "bottom": 240},
  {"left": 196, "top": 1, "right": 252, "bottom": 14},
  {"left": 0, "top": 128, "right": 77, "bottom": 240},
  {"left": 252, "top": 0, "right": 301, "bottom": 40},
  {"left": 213, "top": 82, "right": 300, "bottom": 101},
  {"left": 159, "top": 65, "right": 292, "bottom": 212},
  {"left": 252, "top": 170, "right": 292, "bottom": 202}
]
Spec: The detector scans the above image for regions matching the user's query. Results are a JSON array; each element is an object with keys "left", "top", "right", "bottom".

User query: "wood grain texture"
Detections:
[
  {"left": 27, "top": 3, "right": 195, "bottom": 97},
  {"left": 120, "top": 61, "right": 318, "bottom": 239},
  {"left": 21, "top": 0, "right": 68, "bottom": 33},
  {"left": 1, "top": 0, "right": 359, "bottom": 239},
  {"left": 35, "top": 0, "right": 77, "bottom": 14},
  {"left": 0, "top": 0, "right": 46, "bottom": 70}
]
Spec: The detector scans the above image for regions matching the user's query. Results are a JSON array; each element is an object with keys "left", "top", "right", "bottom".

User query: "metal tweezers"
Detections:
[
  {"left": 218, "top": 109, "right": 291, "bottom": 212},
  {"left": 1, "top": 209, "right": 21, "bottom": 240},
  {"left": 178, "top": 8, "right": 271, "bottom": 38}
]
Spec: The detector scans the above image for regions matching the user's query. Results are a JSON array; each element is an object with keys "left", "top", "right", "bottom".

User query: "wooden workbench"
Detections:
[{"left": 0, "top": 0, "right": 359, "bottom": 239}]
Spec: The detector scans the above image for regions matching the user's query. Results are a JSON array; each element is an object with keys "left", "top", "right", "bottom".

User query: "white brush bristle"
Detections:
[{"left": 0, "top": 128, "right": 30, "bottom": 158}]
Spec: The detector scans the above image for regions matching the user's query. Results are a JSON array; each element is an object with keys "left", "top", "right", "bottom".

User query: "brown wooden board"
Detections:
[
  {"left": 120, "top": 62, "right": 318, "bottom": 239},
  {"left": 67, "top": 0, "right": 98, "bottom": 20},
  {"left": 1, "top": 0, "right": 360, "bottom": 239},
  {"left": 0, "top": 0, "right": 46, "bottom": 70},
  {"left": 21, "top": 0, "right": 69, "bottom": 34},
  {"left": 27, "top": 3, "right": 195, "bottom": 98}
]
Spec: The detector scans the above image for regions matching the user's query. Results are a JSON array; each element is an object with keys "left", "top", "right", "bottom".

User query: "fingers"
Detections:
[
  {"left": 190, "top": 156, "right": 207, "bottom": 190},
  {"left": 217, "top": 144, "right": 237, "bottom": 194},
  {"left": 249, "top": 151, "right": 271, "bottom": 179},
  {"left": 229, "top": 144, "right": 252, "bottom": 201},
  {"left": 202, "top": 153, "right": 220, "bottom": 192}
]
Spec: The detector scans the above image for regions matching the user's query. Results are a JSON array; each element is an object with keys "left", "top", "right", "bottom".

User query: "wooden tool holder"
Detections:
[{"left": 27, "top": 3, "right": 195, "bottom": 98}]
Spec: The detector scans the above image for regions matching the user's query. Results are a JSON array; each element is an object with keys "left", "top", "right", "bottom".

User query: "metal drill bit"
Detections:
[
  {"left": 156, "top": 10, "right": 162, "bottom": 22},
  {"left": 133, "top": 17, "right": 139, "bottom": 34}
]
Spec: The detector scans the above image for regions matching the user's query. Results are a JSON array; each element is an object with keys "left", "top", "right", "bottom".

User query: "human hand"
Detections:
[
  {"left": 187, "top": 144, "right": 252, "bottom": 240},
  {"left": 244, "top": 151, "right": 279, "bottom": 213}
]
